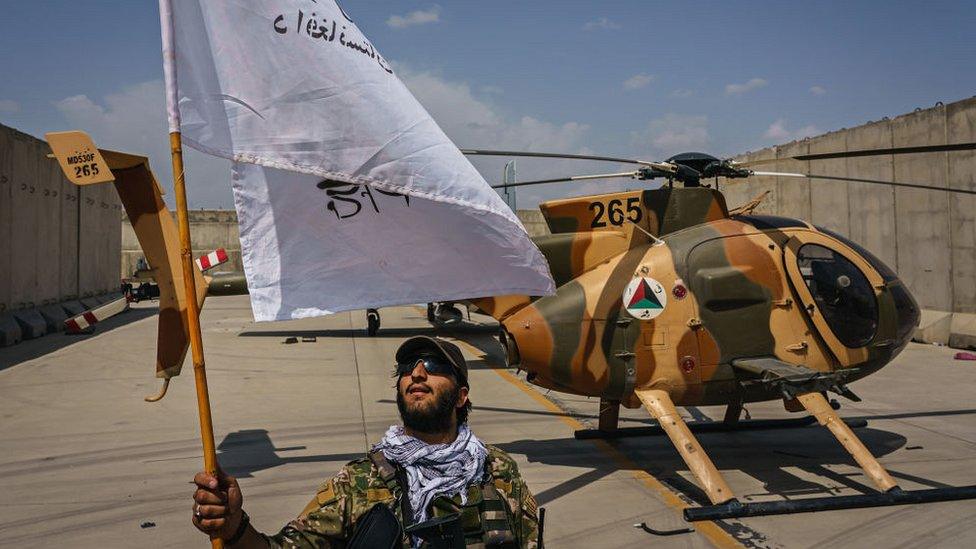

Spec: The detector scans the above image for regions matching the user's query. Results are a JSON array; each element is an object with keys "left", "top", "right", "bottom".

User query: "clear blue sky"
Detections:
[{"left": 2, "top": 1, "right": 974, "bottom": 207}]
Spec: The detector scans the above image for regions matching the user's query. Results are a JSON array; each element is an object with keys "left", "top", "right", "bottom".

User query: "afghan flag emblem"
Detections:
[{"left": 623, "top": 276, "right": 667, "bottom": 320}]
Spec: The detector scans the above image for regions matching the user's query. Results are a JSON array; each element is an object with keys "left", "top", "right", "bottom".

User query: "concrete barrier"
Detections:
[
  {"left": 0, "top": 313, "right": 22, "bottom": 347},
  {"left": 61, "top": 300, "right": 87, "bottom": 316},
  {"left": 915, "top": 310, "right": 952, "bottom": 345},
  {"left": 950, "top": 313, "right": 976, "bottom": 350},
  {"left": 39, "top": 304, "right": 69, "bottom": 333},
  {"left": 12, "top": 308, "right": 47, "bottom": 339}
]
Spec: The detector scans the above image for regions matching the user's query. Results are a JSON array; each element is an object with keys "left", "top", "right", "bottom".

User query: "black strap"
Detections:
[
  {"left": 225, "top": 511, "right": 250, "bottom": 546},
  {"left": 368, "top": 450, "right": 415, "bottom": 529},
  {"left": 347, "top": 503, "right": 403, "bottom": 549}
]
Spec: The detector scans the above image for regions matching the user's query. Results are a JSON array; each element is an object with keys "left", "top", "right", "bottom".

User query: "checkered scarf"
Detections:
[{"left": 372, "top": 424, "right": 488, "bottom": 523}]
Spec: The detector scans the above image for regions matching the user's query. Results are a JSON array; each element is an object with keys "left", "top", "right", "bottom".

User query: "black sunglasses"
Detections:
[{"left": 395, "top": 355, "right": 456, "bottom": 377}]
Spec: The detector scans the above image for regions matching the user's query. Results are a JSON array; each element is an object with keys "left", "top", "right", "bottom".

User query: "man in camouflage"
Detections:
[{"left": 191, "top": 336, "right": 540, "bottom": 548}]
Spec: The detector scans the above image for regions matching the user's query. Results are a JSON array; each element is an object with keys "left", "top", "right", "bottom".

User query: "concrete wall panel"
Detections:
[
  {"left": 947, "top": 98, "right": 976, "bottom": 313},
  {"left": 846, "top": 121, "right": 897, "bottom": 271},
  {"left": 35, "top": 145, "right": 61, "bottom": 305},
  {"left": 77, "top": 180, "right": 100, "bottom": 297},
  {"left": 722, "top": 148, "right": 779, "bottom": 215},
  {"left": 95, "top": 185, "right": 111, "bottom": 293},
  {"left": 891, "top": 107, "right": 951, "bottom": 311},
  {"left": 99, "top": 185, "right": 120, "bottom": 293},
  {"left": 10, "top": 134, "right": 39, "bottom": 309},
  {"left": 0, "top": 129, "right": 12, "bottom": 312},
  {"left": 775, "top": 142, "right": 811, "bottom": 221},
  {"left": 807, "top": 131, "right": 850, "bottom": 235},
  {"left": 59, "top": 174, "right": 79, "bottom": 299}
]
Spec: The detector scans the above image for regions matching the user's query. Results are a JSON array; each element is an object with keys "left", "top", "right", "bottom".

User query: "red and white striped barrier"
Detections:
[
  {"left": 196, "top": 248, "right": 229, "bottom": 272},
  {"left": 64, "top": 296, "right": 130, "bottom": 334}
]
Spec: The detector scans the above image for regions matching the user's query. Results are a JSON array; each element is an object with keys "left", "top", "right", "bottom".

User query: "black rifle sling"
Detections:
[{"left": 369, "top": 450, "right": 415, "bottom": 528}]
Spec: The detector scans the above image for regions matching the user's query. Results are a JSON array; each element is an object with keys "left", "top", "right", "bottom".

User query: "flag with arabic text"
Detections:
[{"left": 159, "top": 0, "right": 554, "bottom": 320}]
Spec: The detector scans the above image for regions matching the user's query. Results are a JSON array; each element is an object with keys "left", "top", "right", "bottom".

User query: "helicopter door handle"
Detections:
[
  {"left": 614, "top": 351, "right": 636, "bottom": 360},
  {"left": 786, "top": 342, "right": 809, "bottom": 353},
  {"left": 772, "top": 298, "right": 793, "bottom": 308},
  {"left": 616, "top": 318, "right": 633, "bottom": 327}
]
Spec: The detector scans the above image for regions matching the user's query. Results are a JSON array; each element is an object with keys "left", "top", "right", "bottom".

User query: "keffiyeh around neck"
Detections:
[{"left": 372, "top": 424, "right": 488, "bottom": 523}]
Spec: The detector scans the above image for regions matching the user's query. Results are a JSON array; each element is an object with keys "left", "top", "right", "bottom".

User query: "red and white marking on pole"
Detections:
[
  {"left": 64, "top": 296, "right": 130, "bottom": 334},
  {"left": 195, "top": 248, "right": 229, "bottom": 272}
]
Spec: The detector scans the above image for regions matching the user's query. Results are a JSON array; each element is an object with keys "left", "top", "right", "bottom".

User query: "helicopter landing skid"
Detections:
[
  {"left": 573, "top": 415, "right": 867, "bottom": 440},
  {"left": 684, "top": 485, "right": 976, "bottom": 521}
]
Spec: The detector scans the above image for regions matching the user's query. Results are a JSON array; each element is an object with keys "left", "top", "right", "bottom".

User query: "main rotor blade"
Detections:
[
  {"left": 491, "top": 171, "right": 638, "bottom": 190},
  {"left": 750, "top": 171, "right": 976, "bottom": 196},
  {"left": 737, "top": 142, "right": 976, "bottom": 167},
  {"left": 462, "top": 148, "right": 675, "bottom": 172}
]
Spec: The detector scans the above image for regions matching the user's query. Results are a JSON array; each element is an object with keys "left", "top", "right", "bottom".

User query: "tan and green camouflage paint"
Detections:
[{"left": 475, "top": 187, "right": 918, "bottom": 409}]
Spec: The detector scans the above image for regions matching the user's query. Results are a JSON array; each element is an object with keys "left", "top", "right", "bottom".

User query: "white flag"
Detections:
[{"left": 159, "top": 0, "right": 554, "bottom": 320}]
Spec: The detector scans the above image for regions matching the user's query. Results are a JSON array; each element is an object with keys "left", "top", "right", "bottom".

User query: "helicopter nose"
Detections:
[{"left": 887, "top": 280, "right": 920, "bottom": 348}]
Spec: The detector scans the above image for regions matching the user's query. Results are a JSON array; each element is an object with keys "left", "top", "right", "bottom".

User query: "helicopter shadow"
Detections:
[
  {"left": 236, "top": 320, "right": 499, "bottom": 340},
  {"left": 497, "top": 422, "right": 949, "bottom": 508},
  {"left": 216, "top": 428, "right": 362, "bottom": 479}
]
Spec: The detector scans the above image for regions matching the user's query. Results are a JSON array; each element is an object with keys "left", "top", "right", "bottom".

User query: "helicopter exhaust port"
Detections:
[{"left": 498, "top": 328, "right": 521, "bottom": 368}]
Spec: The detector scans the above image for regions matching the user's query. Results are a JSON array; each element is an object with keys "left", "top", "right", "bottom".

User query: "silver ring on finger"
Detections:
[{"left": 194, "top": 505, "right": 202, "bottom": 519}]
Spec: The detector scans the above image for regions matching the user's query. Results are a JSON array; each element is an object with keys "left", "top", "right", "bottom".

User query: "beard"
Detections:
[{"left": 396, "top": 381, "right": 460, "bottom": 434}]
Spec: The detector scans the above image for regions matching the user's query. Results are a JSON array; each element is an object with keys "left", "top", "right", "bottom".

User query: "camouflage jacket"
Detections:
[{"left": 263, "top": 445, "right": 539, "bottom": 548}]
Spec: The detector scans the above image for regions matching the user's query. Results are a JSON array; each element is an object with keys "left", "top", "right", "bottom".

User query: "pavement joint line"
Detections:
[
  {"left": 347, "top": 311, "right": 371, "bottom": 453},
  {"left": 451, "top": 339, "right": 744, "bottom": 549}
]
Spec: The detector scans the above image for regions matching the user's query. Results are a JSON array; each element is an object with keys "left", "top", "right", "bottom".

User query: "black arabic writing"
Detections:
[
  {"left": 273, "top": 2, "right": 392, "bottom": 74},
  {"left": 316, "top": 179, "right": 410, "bottom": 220}
]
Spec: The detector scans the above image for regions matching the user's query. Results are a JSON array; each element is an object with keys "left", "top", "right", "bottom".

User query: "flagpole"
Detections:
[
  {"left": 170, "top": 131, "right": 223, "bottom": 549},
  {"left": 158, "top": 2, "right": 222, "bottom": 546}
]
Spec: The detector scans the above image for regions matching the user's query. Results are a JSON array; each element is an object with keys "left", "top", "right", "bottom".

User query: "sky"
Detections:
[{"left": 1, "top": 1, "right": 975, "bottom": 209}]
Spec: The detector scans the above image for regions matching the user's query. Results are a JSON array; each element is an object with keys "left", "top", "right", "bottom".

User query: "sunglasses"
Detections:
[{"left": 395, "top": 356, "right": 457, "bottom": 377}]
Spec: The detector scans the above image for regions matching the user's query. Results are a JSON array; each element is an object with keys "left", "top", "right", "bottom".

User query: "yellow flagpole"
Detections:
[{"left": 169, "top": 131, "right": 223, "bottom": 549}]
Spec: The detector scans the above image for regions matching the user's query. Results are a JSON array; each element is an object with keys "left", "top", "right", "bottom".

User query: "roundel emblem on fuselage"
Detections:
[{"left": 623, "top": 276, "right": 667, "bottom": 320}]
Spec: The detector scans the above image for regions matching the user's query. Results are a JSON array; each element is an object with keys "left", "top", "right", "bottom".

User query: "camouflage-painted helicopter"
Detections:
[
  {"left": 455, "top": 144, "right": 976, "bottom": 520},
  {"left": 48, "top": 129, "right": 976, "bottom": 519}
]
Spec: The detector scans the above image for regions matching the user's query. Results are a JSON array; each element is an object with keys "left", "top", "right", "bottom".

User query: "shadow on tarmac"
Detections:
[
  {"left": 217, "top": 429, "right": 362, "bottom": 479},
  {"left": 215, "top": 414, "right": 972, "bottom": 510},
  {"left": 0, "top": 306, "right": 159, "bottom": 372},
  {"left": 498, "top": 425, "right": 911, "bottom": 506},
  {"left": 237, "top": 323, "right": 498, "bottom": 340}
]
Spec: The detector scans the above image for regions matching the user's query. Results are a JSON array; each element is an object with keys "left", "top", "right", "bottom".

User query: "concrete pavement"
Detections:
[{"left": 1, "top": 295, "right": 974, "bottom": 548}]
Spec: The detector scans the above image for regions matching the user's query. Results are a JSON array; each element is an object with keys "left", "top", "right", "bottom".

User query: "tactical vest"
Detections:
[{"left": 368, "top": 450, "right": 518, "bottom": 548}]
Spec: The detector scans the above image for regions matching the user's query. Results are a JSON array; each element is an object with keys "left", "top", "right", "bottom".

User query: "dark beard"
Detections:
[{"left": 396, "top": 382, "right": 459, "bottom": 434}]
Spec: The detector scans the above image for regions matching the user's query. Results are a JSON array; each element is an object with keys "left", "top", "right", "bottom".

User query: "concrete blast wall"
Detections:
[
  {"left": 723, "top": 96, "right": 976, "bottom": 347},
  {"left": 122, "top": 209, "right": 243, "bottom": 277},
  {"left": 0, "top": 124, "right": 122, "bottom": 314}
]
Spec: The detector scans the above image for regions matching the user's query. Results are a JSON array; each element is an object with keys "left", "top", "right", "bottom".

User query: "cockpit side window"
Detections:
[{"left": 796, "top": 243, "right": 879, "bottom": 348}]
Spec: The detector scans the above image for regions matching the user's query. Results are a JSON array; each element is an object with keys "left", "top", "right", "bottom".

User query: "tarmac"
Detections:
[{"left": 1, "top": 295, "right": 974, "bottom": 548}]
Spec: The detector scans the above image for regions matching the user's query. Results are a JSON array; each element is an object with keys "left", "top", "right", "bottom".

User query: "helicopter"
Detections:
[
  {"left": 47, "top": 129, "right": 976, "bottom": 520},
  {"left": 450, "top": 143, "right": 976, "bottom": 520}
]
